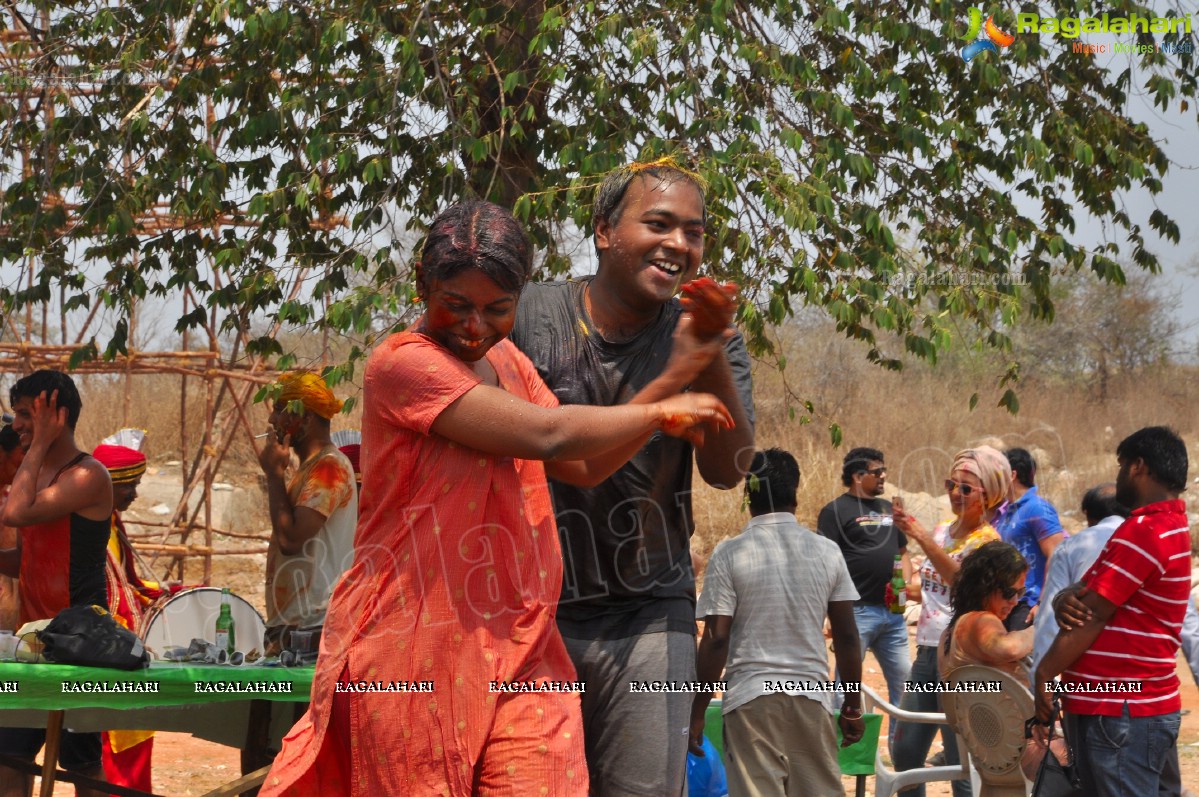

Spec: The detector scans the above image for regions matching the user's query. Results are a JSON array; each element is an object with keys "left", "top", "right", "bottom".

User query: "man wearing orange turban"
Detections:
[
  {"left": 245, "top": 373, "right": 357, "bottom": 776},
  {"left": 93, "top": 434, "right": 167, "bottom": 794}
]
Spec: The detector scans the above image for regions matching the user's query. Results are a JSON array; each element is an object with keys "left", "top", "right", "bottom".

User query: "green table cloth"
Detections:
[{"left": 0, "top": 661, "right": 311, "bottom": 710}]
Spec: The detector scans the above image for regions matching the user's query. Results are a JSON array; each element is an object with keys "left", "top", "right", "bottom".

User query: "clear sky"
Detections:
[{"left": 1047, "top": 29, "right": 1199, "bottom": 353}]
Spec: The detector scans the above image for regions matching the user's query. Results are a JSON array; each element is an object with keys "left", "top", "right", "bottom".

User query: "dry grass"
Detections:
[
  {"left": 44, "top": 317, "right": 1199, "bottom": 564},
  {"left": 690, "top": 318, "right": 1199, "bottom": 561}
]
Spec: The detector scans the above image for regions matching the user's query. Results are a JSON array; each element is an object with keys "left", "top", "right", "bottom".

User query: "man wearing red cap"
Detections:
[{"left": 92, "top": 434, "right": 170, "bottom": 793}]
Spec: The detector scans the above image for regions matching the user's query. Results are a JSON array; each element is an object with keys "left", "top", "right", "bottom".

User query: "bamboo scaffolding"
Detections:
[
  {"left": 0, "top": 5, "right": 346, "bottom": 589},
  {"left": 122, "top": 519, "right": 271, "bottom": 543},
  {"left": 131, "top": 543, "right": 269, "bottom": 557}
]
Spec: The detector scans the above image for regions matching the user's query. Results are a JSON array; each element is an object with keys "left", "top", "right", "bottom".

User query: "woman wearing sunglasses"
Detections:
[
  {"left": 939, "top": 541, "right": 1034, "bottom": 681},
  {"left": 890, "top": 446, "right": 1012, "bottom": 797}
]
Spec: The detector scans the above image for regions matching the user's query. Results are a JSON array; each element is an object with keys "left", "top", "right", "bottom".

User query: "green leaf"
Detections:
[{"left": 829, "top": 423, "right": 842, "bottom": 447}]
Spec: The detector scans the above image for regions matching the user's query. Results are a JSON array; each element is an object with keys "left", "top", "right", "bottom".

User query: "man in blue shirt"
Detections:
[{"left": 995, "top": 448, "right": 1064, "bottom": 630}]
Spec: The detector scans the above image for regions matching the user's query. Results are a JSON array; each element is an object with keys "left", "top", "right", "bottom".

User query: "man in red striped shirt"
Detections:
[{"left": 1033, "top": 426, "right": 1189, "bottom": 796}]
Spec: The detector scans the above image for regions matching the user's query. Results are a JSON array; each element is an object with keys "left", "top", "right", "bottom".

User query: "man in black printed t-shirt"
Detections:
[
  {"left": 511, "top": 160, "right": 755, "bottom": 797},
  {"left": 817, "top": 446, "right": 911, "bottom": 743}
]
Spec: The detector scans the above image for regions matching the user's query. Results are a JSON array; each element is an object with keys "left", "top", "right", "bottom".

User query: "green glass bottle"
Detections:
[
  {"left": 889, "top": 555, "right": 906, "bottom": 614},
  {"left": 215, "top": 588, "right": 236, "bottom": 655}
]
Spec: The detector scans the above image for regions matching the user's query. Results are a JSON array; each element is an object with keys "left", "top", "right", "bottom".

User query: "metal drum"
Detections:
[{"left": 139, "top": 587, "right": 265, "bottom": 658}]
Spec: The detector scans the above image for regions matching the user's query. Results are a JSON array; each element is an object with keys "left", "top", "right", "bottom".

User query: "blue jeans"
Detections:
[
  {"left": 890, "top": 645, "right": 971, "bottom": 797},
  {"left": 837, "top": 603, "right": 912, "bottom": 748},
  {"left": 851, "top": 603, "right": 912, "bottom": 707},
  {"left": 1064, "top": 704, "right": 1181, "bottom": 797}
]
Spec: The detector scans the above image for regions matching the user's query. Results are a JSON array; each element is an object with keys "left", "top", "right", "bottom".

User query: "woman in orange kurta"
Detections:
[{"left": 262, "top": 201, "right": 732, "bottom": 796}]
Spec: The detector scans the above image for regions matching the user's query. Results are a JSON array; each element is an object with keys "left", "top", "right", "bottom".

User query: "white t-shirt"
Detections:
[
  {"left": 697, "top": 512, "right": 858, "bottom": 715},
  {"left": 266, "top": 447, "right": 357, "bottom": 628},
  {"left": 914, "top": 521, "right": 999, "bottom": 647}
]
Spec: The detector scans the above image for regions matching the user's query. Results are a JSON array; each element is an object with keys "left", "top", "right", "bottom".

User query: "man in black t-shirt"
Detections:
[
  {"left": 511, "top": 161, "right": 755, "bottom": 797},
  {"left": 816, "top": 447, "right": 912, "bottom": 738}
]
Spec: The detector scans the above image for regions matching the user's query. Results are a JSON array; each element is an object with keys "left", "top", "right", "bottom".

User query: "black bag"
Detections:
[
  {"left": 38, "top": 604, "right": 150, "bottom": 670},
  {"left": 1031, "top": 721, "right": 1082, "bottom": 797}
]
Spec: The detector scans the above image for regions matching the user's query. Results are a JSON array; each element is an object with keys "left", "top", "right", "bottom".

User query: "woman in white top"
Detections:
[{"left": 889, "top": 446, "right": 1011, "bottom": 797}]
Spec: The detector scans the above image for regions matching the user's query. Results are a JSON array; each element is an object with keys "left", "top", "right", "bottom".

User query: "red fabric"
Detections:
[
  {"left": 101, "top": 733, "right": 153, "bottom": 791},
  {"left": 106, "top": 514, "right": 166, "bottom": 631},
  {"left": 338, "top": 443, "right": 361, "bottom": 476},
  {"left": 262, "top": 332, "right": 586, "bottom": 797},
  {"left": 1063, "top": 500, "right": 1190, "bottom": 716},
  {"left": 91, "top": 445, "right": 146, "bottom": 471},
  {"left": 17, "top": 516, "right": 71, "bottom": 624}
]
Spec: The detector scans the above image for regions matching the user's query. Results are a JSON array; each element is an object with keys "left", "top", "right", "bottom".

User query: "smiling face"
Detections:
[
  {"left": 594, "top": 175, "right": 705, "bottom": 312},
  {"left": 984, "top": 570, "right": 1027, "bottom": 620},
  {"left": 418, "top": 269, "right": 518, "bottom": 363},
  {"left": 9, "top": 396, "right": 34, "bottom": 451},
  {"left": 946, "top": 467, "right": 985, "bottom": 520}
]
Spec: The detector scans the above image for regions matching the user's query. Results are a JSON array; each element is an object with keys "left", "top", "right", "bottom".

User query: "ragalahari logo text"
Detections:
[{"left": 960, "top": 8, "right": 1015, "bottom": 61}]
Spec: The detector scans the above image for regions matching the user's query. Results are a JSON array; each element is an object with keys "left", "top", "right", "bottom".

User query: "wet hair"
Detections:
[
  {"left": 1116, "top": 426, "right": 1188, "bottom": 493},
  {"left": 841, "top": 446, "right": 885, "bottom": 487},
  {"left": 416, "top": 200, "right": 532, "bottom": 295},
  {"left": 1004, "top": 447, "right": 1036, "bottom": 487},
  {"left": 1080, "top": 483, "right": 1128, "bottom": 526},
  {"left": 745, "top": 448, "right": 800, "bottom": 515},
  {"left": 591, "top": 160, "right": 707, "bottom": 256},
  {"left": 0, "top": 425, "right": 18, "bottom": 452},
  {"left": 10, "top": 370, "right": 83, "bottom": 429},
  {"left": 945, "top": 540, "right": 1029, "bottom": 649}
]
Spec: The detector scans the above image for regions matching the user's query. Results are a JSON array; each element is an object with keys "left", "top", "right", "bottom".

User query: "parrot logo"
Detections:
[{"left": 960, "top": 8, "right": 1015, "bottom": 61}]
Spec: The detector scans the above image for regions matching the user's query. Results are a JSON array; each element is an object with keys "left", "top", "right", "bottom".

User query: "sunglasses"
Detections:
[
  {"left": 864, "top": 467, "right": 887, "bottom": 477},
  {"left": 1000, "top": 585, "right": 1025, "bottom": 601},
  {"left": 944, "top": 479, "right": 983, "bottom": 497}
]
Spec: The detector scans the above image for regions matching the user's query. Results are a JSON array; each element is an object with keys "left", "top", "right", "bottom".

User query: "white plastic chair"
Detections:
[
  {"left": 861, "top": 684, "right": 976, "bottom": 797},
  {"left": 942, "top": 665, "right": 1033, "bottom": 797}
]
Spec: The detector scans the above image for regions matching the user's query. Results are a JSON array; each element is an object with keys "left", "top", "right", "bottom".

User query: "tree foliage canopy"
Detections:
[{"left": 1, "top": 0, "right": 1194, "bottom": 406}]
